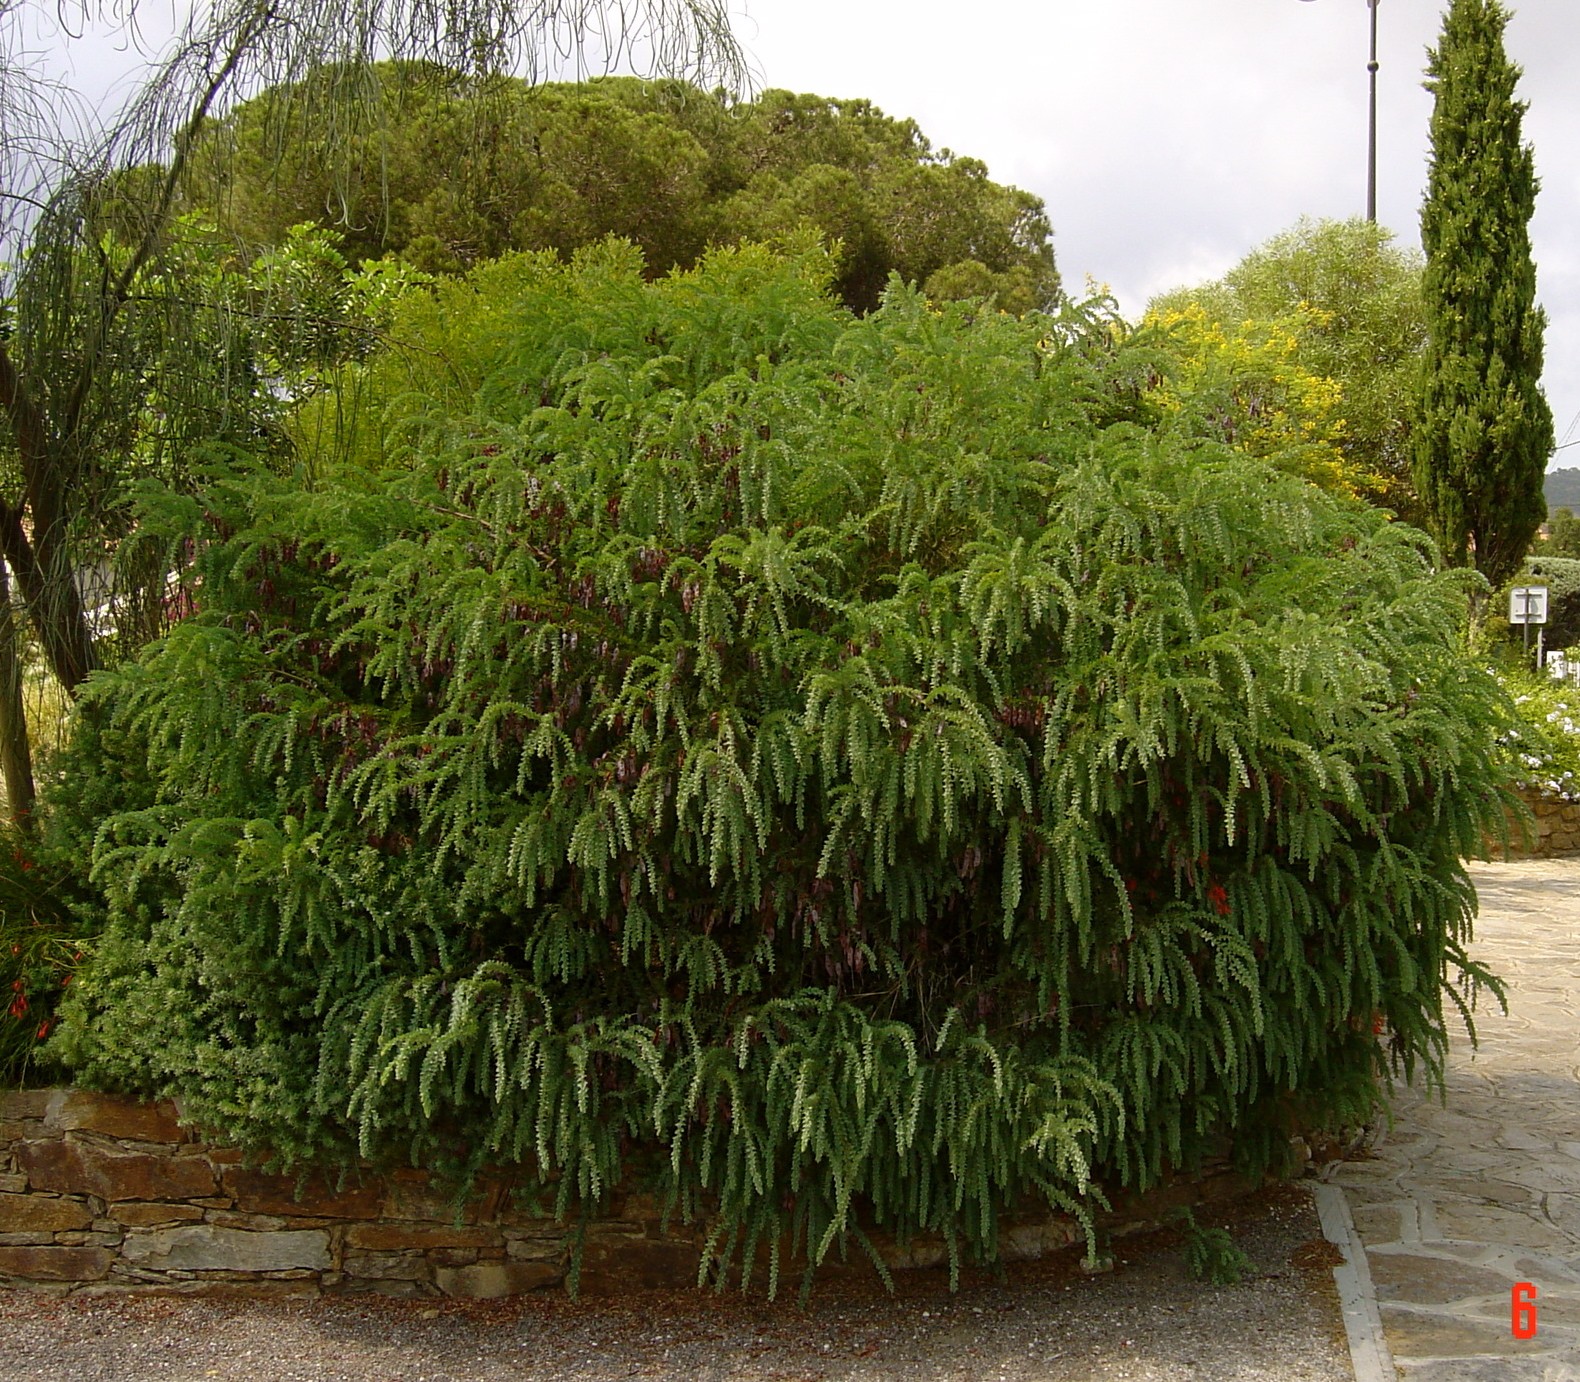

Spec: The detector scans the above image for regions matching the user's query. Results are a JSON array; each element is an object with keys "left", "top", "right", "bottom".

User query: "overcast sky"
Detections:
[
  {"left": 735, "top": 0, "right": 1580, "bottom": 465},
  {"left": 28, "top": 0, "right": 1580, "bottom": 465}
]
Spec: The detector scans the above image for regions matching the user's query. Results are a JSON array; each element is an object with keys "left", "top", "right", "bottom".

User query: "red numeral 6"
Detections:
[{"left": 1513, "top": 1281, "right": 1538, "bottom": 1339}]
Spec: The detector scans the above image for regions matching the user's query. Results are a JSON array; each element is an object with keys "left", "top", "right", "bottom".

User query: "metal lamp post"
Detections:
[{"left": 1299, "top": 0, "right": 1380, "bottom": 223}]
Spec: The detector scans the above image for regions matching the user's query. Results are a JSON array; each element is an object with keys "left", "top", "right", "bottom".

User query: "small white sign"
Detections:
[
  {"left": 1550, "top": 651, "right": 1569, "bottom": 680},
  {"left": 1510, "top": 586, "right": 1549, "bottom": 625}
]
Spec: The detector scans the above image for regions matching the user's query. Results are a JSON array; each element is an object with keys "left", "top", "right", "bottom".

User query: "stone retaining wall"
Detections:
[
  {"left": 0, "top": 1089, "right": 697, "bottom": 1298},
  {"left": 1503, "top": 789, "right": 1580, "bottom": 857},
  {"left": 0, "top": 1088, "right": 1249, "bottom": 1298}
]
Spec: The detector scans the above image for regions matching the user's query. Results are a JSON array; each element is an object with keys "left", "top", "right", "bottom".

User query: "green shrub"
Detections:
[
  {"left": 1545, "top": 508, "right": 1580, "bottom": 559},
  {"left": 51, "top": 242, "right": 1513, "bottom": 1294},
  {"left": 1174, "top": 1208, "right": 1255, "bottom": 1285}
]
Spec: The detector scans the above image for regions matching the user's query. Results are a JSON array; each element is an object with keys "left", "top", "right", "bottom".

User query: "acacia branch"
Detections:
[
  {"left": 60, "top": 2, "right": 282, "bottom": 448},
  {"left": 112, "top": 3, "right": 282, "bottom": 307},
  {"left": 0, "top": 339, "right": 47, "bottom": 466},
  {"left": 0, "top": 340, "right": 96, "bottom": 690}
]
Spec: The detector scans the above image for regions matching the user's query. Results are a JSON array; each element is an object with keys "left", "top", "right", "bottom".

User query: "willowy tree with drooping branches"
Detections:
[
  {"left": 1413, "top": 0, "right": 1553, "bottom": 591},
  {"left": 0, "top": 0, "right": 744, "bottom": 824}
]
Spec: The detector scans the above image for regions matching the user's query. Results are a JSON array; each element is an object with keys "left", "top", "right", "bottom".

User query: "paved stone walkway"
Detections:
[{"left": 1326, "top": 857, "right": 1580, "bottom": 1381}]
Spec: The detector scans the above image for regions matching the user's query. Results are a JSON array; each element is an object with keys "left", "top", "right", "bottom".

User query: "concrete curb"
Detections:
[{"left": 1312, "top": 1180, "right": 1396, "bottom": 1382}]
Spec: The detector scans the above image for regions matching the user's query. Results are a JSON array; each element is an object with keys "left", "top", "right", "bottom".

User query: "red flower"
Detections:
[
  {"left": 1207, "top": 883, "right": 1230, "bottom": 916},
  {"left": 35, "top": 1020, "right": 50, "bottom": 1040},
  {"left": 8, "top": 993, "right": 27, "bottom": 1019}
]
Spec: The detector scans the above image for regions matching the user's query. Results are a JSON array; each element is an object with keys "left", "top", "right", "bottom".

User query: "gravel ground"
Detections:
[{"left": 0, "top": 1183, "right": 1351, "bottom": 1381}]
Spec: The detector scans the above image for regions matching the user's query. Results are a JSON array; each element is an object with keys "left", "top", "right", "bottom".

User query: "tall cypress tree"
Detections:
[{"left": 1414, "top": 0, "right": 1552, "bottom": 590}]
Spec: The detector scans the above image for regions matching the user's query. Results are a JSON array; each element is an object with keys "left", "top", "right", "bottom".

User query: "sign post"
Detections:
[{"left": 1510, "top": 585, "right": 1549, "bottom": 666}]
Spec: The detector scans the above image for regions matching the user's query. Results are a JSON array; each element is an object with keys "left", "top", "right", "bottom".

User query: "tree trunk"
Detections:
[
  {"left": 0, "top": 559, "right": 37, "bottom": 827},
  {"left": 0, "top": 344, "right": 97, "bottom": 693}
]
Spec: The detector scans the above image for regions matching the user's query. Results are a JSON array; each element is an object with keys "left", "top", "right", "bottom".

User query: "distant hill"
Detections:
[{"left": 1547, "top": 468, "right": 1580, "bottom": 515}]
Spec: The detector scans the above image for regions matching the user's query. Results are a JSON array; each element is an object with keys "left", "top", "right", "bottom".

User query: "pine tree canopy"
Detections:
[
  {"left": 49, "top": 242, "right": 1515, "bottom": 1295},
  {"left": 1414, "top": 0, "right": 1553, "bottom": 588},
  {"left": 181, "top": 66, "right": 1060, "bottom": 316}
]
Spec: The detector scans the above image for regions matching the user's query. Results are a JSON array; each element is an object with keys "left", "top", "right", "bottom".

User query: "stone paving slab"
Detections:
[{"left": 1328, "top": 858, "right": 1580, "bottom": 1380}]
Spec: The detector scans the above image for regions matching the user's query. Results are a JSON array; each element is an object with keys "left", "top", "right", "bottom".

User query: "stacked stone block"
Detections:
[
  {"left": 1488, "top": 789, "right": 1580, "bottom": 859},
  {"left": 0, "top": 1088, "right": 670, "bottom": 1297},
  {"left": 1, "top": 1088, "right": 1256, "bottom": 1297},
  {"left": 1513, "top": 789, "right": 1580, "bottom": 856}
]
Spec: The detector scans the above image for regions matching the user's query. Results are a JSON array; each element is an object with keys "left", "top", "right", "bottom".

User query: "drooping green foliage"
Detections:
[
  {"left": 0, "top": 0, "right": 744, "bottom": 825},
  {"left": 187, "top": 66, "right": 1059, "bottom": 314},
  {"left": 50, "top": 242, "right": 1512, "bottom": 1293},
  {"left": 1172, "top": 1207, "right": 1254, "bottom": 1286},
  {"left": 1415, "top": 0, "right": 1553, "bottom": 589}
]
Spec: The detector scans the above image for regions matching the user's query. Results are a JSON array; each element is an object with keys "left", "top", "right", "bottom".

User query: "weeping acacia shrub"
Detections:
[{"left": 51, "top": 241, "right": 1513, "bottom": 1295}]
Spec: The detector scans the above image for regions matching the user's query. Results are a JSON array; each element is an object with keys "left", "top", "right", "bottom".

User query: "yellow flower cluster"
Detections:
[{"left": 1143, "top": 301, "right": 1367, "bottom": 498}]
